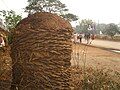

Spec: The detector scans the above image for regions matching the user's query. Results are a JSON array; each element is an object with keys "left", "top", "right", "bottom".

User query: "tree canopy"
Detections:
[
  {"left": 105, "top": 23, "right": 119, "bottom": 38},
  {"left": 0, "top": 10, "right": 22, "bottom": 30},
  {"left": 96, "top": 23, "right": 107, "bottom": 34},
  {"left": 25, "top": 0, "right": 78, "bottom": 21},
  {"left": 75, "top": 19, "right": 94, "bottom": 33}
]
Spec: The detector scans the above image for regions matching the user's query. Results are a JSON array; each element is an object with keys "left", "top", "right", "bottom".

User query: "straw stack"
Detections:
[
  {"left": 0, "top": 27, "right": 12, "bottom": 90},
  {"left": 11, "top": 12, "right": 73, "bottom": 90}
]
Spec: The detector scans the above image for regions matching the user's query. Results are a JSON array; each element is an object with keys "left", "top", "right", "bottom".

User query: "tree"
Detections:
[
  {"left": 25, "top": 0, "right": 67, "bottom": 13},
  {"left": 25, "top": 0, "right": 78, "bottom": 21},
  {"left": 0, "top": 10, "right": 22, "bottom": 30},
  {"left": 75, "top": 25, "right": 81, "bottom": 33},
  {"left": 60, "top": 13, "right": 78, "bottom": 22},
  {"left": 105, "top": 23, "right": 119, "bottom": 38},
  {"left": 96, "top": 23, "right": 107, "bottom": 34},
  {"left": 76, "top": 19, "right": 94, "bottom": 33},
  {"left": 0, "top": 10, "right": 22, "bottom": 44}
]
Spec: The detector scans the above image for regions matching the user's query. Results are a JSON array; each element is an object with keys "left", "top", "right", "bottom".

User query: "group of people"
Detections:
[
  {"left": 72, "top": 32, "right": 95, "bottom": 44},
  {"left": 84, "top": 32, "right": 95, "bottom": 44}
]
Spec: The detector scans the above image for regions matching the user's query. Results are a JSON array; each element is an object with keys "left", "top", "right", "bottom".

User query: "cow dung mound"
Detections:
[
  {"left": 0, "top": 27, "right": 12, "bottom": 90},
  {"left": 11, "top": 12, "right": 73, "bottom": 90}
]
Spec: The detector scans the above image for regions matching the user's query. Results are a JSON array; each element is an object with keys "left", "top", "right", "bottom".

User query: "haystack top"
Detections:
[{"left": 15, "top": 12, "right": 73, "bottom": 34}]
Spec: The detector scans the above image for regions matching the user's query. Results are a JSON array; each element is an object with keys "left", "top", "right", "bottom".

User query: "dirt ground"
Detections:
[{"left": 71, "top": 43, "right": 120, "bottom": 72}]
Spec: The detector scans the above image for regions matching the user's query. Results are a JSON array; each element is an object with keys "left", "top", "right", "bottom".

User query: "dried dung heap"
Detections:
[
  {"left": 0, "top": 27, "right": 12, "bottom": 90},
  {"left": 11, "top": 12, "right": 73, "bottom": 90}
]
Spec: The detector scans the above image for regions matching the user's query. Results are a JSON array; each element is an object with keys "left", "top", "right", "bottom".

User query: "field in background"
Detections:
[
  {"left": 71, "top": 43, "right": 120, "bottom": 71},
  {"left": 70, "top": 43, "right": 120, "bottom": 89}
]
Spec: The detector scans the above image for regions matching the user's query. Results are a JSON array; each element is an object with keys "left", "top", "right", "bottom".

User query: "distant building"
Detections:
[
  {"left": 115, "top": 33, "right": 120, "bottom": 36},
  {"left": 100, "top": 31, "right": 103, "bottom": 35}
]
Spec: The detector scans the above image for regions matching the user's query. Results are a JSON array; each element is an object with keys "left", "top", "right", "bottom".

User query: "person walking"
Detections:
[
  {"left": 78, "top": 33, "right": 83, "bottom": 43},
  {"left": 91, "top": 34, "right": 95, "bottom": 40},
  {"left": 84, "top": 32, "right": 91, "bottom": 44}
]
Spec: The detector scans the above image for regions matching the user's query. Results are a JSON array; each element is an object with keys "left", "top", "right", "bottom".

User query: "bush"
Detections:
[{"left": 7, "top": 34, "right": 13, "bottom": 45}]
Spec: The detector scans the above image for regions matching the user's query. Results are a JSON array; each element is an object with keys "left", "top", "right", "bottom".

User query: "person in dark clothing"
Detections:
[
  {"left": 84, "top": 32, "right": 91, "bottom": 44},
  {"left": 77, "top": 33, "right": 83, "bottom": 43}
]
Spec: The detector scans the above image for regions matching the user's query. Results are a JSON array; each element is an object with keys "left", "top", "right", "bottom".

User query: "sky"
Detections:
[{"left": 0, "top": 0, "right": 120, "bottom": 26}]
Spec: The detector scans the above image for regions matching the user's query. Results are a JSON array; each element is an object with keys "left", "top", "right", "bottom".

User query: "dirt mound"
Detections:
[
  {"left": 11, "top": 12, "right": 73, "bottom": 89},
  {"left": 0, "top": 27, "right": 8, "bottom": 36},
  {"left": 0, "top": 47, "right": 12, "bottom": 90},
  {"left": 14, "top": 12, "right": 72, "bottom": 36},
  {"left": 0, "top": 27, "right": 12, "bottom": 90}
]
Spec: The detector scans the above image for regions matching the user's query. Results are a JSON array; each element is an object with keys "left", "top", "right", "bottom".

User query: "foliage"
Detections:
[
  {"left": 0, "top": 10, "right": 22, "bottom": 30},
  {"left": 96, "top": 23, "right": 107, "bottom": 34},
  {"left": 26, "top": 0, "right": 67, "bottom": 13},
  {"left": 25, "top": 0, "right": 78, "bottom": 21},
  {"left": 60, "top": 13, "right": 78, "bottom": 22},
  {"left": 105, "top": 23, "right": 119, "bottom": 38},
  {"left": 75, "top": 25, "right": 81, "bottom": 33},
  {"left": 7, "top": 34, "right": 13, "bottom": 44},
  {"left": 75, "top": 19, "right": 94, "bottom": 33},
  {"left": 96, "top": 23, "right": 120, "bottom": 36},
  {"left": 0, "top": 10, "right": 22, "bottom": 44}
]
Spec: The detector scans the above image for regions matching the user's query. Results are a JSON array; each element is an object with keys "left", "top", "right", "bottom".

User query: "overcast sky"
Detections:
[{"left": 0, "top": 0, "right": 120, "bottom": 25}]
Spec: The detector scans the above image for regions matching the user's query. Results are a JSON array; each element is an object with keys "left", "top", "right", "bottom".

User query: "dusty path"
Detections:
[
  {"left": 82, "top": 39, "right": 120, "bottom": 50},
  {"left": 71, "top": 44, "right": 120, "bottom": 71}
]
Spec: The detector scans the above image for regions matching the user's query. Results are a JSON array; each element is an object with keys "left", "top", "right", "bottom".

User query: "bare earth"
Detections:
[{"left": 71, "top": 44, "right": 120, "bottom": 72}]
